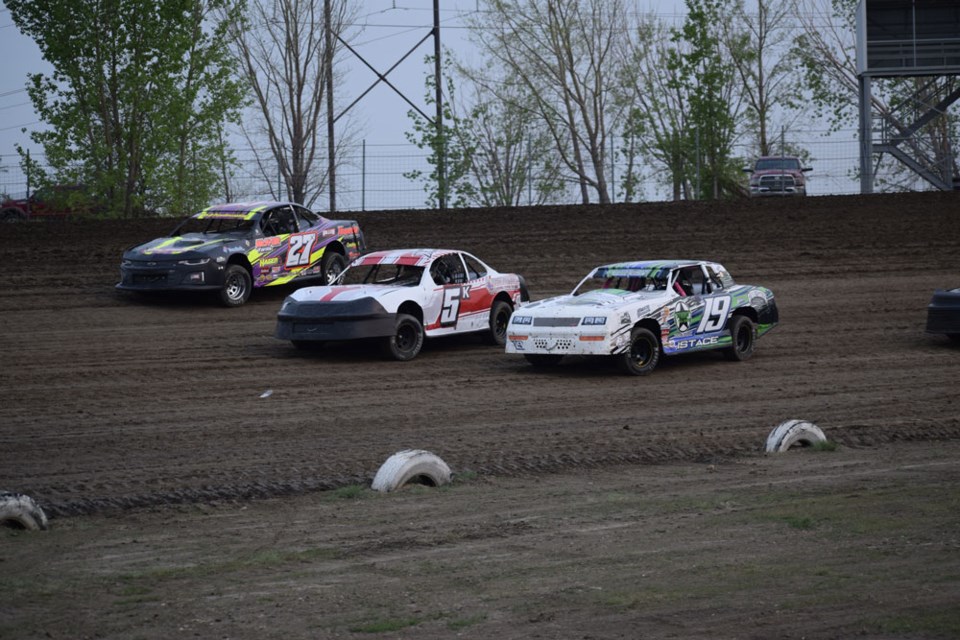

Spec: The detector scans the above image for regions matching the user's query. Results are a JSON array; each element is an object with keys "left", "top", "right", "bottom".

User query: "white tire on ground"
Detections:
[
  {"left": 371, "top": 450, "right": 452, "bottom": 492},
  {"left": 765, "top": 419, "right": 827, "bottom": 453},
  {"left": 0, "top": 491, "right": 49, "bottom": 530}
]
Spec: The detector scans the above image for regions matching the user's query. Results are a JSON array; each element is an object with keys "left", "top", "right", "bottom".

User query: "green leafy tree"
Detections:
[
  {"left": 405, "top": 55, "right": 478, "bottom": 210},
  {"left": 667, "top": 0, "right": 744, "bottom": 199},
  {"left": 5, "top": 0, "right": 244, "bottom": 216}
]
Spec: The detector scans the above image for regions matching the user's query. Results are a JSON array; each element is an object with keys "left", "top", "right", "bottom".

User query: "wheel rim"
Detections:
[
  {"left": 325, "top": 261, "right": 343, "bottom": 283},
  {"left": 225, "top": 274, "right": 246, "bottom": 301},
  {"left": 630, "top": 336, "right": 653, "bottom": 367},
  {"left": 396, "top": 323, "right": 417, "bottom": 353},
  {"left": 494, "top": 309, "right": 509, "bottom": 339}
]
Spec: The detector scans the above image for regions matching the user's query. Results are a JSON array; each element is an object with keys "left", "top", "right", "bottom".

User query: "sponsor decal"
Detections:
[
  {"left": 223, "top": 244, "right": 246, "bottom": 253},
  {"left": 261, "top": 257, "right": 279, "bottom": 266},
  {"left": 670, "top": 336, "right": 719, "bottom": 350},
  {"left": 674, "top": 300, "right": 693, "bottom": 332},
  {"left": 256, "top": 237, "right": 281, "bottom": 248},
  {"left": 322, "top": 228, "right": 336, "bottom": 237}
]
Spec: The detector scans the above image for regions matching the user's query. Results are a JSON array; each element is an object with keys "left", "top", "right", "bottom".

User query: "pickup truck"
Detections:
[
  {"left": 743, "top": 156, "right": 812, "bottom": 197},
  {"left": 1, "top": 185, "right": 98, "bottom": 221}
]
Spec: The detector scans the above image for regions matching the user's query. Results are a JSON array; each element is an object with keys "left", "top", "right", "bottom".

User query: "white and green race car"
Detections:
[{"left": 505, "top": 259, "right": 779, "bottom": 375}]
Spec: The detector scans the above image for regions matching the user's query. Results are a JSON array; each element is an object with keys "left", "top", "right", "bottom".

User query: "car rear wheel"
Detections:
[
  {"left": 619, "top": 327, "right": 660, "bottom": 375},
  {"left": 724, "top": 315, "right": 756, "bottom": 361},
  {"left": 320, "top": 252, "right": 347, "bottom": 284},
  {"left": 219, "top": 264, "right": 252, "bottom": 307},
  {"left": 483, "top": 300, "right": 513, "bottom": 346},
  {"left": 382, "top": 313, "right": 424, "bottom": 361}
]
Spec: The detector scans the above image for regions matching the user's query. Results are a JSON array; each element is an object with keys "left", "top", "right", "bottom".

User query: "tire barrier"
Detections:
[
  {"left": 765, "top": 419, "right": 827, "bottom": 453},
  {"left": 371, "top": 450, "right": 452, "bottom": 493},
  {"left": 0, "top": 491, "right": 49, "bottom": 531}
]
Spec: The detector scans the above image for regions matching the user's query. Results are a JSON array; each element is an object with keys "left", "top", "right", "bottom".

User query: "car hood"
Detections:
[
  {"left": 289, "top": 283, "right": 415, "bottom": 304},
  {"left": 125, "top": 234, "right": 252, "bottom": 257},
  {"left": 521, "top": 289, "right": 670, "bottom": 315}
]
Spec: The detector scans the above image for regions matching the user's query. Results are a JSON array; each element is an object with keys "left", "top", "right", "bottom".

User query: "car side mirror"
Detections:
[{"left": 802, "top": 167, "right": 813, "bottom": 172}]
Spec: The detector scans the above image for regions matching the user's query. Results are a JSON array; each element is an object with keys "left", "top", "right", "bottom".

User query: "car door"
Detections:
[
  {"left": 427, "top": 253, "right": 472, "bottom": 334},
  {"left": 666, "top": 264, "right": 732, "bottom": 352},
  {"left": 254, "top": 204, "right": 300, "bottom": 285}
]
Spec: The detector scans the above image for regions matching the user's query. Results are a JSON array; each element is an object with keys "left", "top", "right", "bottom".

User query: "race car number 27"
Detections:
[
  {"left": 697, "top": 295, "right": 731, "bottom": 333},
  {"left": 286, "top": 232, "right": 319, "bottom": 268}
]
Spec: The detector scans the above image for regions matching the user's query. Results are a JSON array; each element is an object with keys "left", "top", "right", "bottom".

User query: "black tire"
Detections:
[
  {"left": 320, "top": 252, "right": 347, "bottom": 284},
  {"left": 524, "top": 354, "right": 563, "bottom": 367},
  {"left": 518, "top": 275, "right": 531, "bottom": 302},
  {"left": 382, "top": 313, "right": 424, "bottom": 361},
  {"left": 618, "top": 327, "right": 660, "bottom": 375},
  {"left": 219, "top": 264, "right": 252, "bottom": 307},
  {"left": 724, "top": 315, "right": 756, "bottom": 361},
  {"left": 483, "top": 300, "right": 513, "bottom": 346}
]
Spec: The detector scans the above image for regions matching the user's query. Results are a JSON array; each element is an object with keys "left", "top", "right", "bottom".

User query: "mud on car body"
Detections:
[
  {"left": 505, "top": 259, "right": 778, "bottom": 375},
  {"left": 275, "top": 248, "right": 528, "bottom": 361},
  {"left": 116, "top": 201, "right": 365, "bottom": 306}
]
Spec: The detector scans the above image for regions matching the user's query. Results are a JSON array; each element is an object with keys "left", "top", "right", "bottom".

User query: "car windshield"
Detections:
[
  {"left": 172, "top": 216, "right": 255, "bottom": 236},
  {"left": 755, "top": 158, "right": 801, "bottom": 171},
  {"left": 338, "top": 263, "right": 424, "bottom": 287},
  {"left": 573, "top": 268, "right": 669, "bottom": 295}
]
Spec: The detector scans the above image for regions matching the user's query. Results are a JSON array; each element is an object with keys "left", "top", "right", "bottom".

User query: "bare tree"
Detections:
[
  {"left": 226, "top": 0, "right": 355, "bottom": 208},
  {"left": 795, "top": 0, "right": 959, "bottom": 190},
  {"left": 466, "top": 0, "right": 629, "bottom": 205},
  {"left": 725, "top": 0, "right": 806, "bottom": 156},
  {"left": 616, "top": 16, "right": 694, "bottom": 200}
]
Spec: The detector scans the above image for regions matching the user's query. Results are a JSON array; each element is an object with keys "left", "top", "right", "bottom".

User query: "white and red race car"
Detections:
[{"left": 275, "top": 249, "right": 528, "bottom": 360}]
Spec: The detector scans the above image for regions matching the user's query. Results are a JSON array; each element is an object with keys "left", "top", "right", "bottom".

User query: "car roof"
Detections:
[
  {"left": 596, "top": 259, "right": 699, "bottom": 271},
  {"left": 194, "top": 201, "right": 299, "bottom": 220},
  {"left": 353, "top": 249, "right": 459, "bottom": 267}
]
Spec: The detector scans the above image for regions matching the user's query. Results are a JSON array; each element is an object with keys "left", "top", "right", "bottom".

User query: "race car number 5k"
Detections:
[{"left": 440, "top": 287, "right": 462, "bottom": 325}]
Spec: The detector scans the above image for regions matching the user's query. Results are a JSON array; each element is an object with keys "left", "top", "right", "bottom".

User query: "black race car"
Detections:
[
  {"left": 926, "top": 287, "right": 960, "bottom": 342},
  {"left": 117, "top": 201, "right": 365, "bottom": 306}
]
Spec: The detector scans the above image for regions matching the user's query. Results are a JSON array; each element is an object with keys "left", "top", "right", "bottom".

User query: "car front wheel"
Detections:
[
  {"left": 382, "top": 313, "right": 424, "bottom": 361},
  {"left": 219, "top": 265, "right": 252, "bottom": 307},
  {"left": 483, "top": 300, "right": 513, "bottom": 346},
  {"left": 619, "top": 327, "right": 660, "bottom": 375},
  {"left": 320, "top": 252, "right": 347, "bottom": 284},
  {"left": 724, "top": 315, "right": 756, "bottom": 361}
]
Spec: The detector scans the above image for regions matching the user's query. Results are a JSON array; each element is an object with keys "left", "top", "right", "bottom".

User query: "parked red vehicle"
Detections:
[
  {"left": 1, "top": 185, "right": 98, "bottom": 221},
  {"left": 743, "top": 156, "right": 812, "bottom": 197}
]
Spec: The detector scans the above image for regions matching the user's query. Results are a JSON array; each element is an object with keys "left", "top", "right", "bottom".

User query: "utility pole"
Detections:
[
  {"left": 433, "top": 0, "right": 445, "bottom": 210},
  {"left": 325, "top": 0, "right": 336, "bottom": 212}
]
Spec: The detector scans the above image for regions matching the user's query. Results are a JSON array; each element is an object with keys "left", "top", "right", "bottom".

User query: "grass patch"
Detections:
[
  {"left": 782, "top": 515, "right": 816, "bottom": 530},
  {"left": 447, "top": 613, "right": 487, "bottom": 630},
  {"left": 328, "top": 484, "right": 370, "bottom": 500},
  {"left": 810, "top": 440, "right": 838, "bottom": 452}
]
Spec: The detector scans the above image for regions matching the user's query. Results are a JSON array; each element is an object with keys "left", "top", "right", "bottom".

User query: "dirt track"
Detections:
[{"left": 2, "top": 192, "right": 959, "bottom": 639}]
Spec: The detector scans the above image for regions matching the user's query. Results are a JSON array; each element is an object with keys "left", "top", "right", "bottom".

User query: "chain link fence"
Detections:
[{"left": 0, "top": 128, "right": 908, "bottom": 214}]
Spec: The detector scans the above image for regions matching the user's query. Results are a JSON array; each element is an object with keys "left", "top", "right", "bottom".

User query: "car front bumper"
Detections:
[
  {"left": 505, "top": 326, "right": 631, "bottom": 357},
  {"left": 275, "top": 297, "right": 396, "bottom": 342},
  {"left": 116, "top": 259, "right": 227, "bottom": 292}
]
